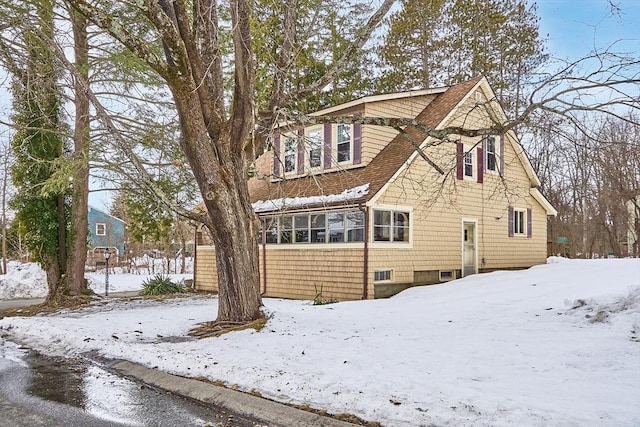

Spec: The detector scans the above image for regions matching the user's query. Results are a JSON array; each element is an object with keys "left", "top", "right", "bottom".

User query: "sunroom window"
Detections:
[
  {"left": 373, "top": 210, "right": 410, "bottom": 242},
  {"left": 262, "top": 209, "right": 363, "bottom": 244}
]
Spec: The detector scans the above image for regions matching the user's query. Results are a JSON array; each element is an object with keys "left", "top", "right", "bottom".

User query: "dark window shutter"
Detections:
[
  {"left": 508, "top": 206, "right": 514, "bottom": 237},
  {"left": 500, "top": 135, "right": 505, "bottom": 177},
  {"left": 477, "top": 147, "right": 484, "bottom": 183},
  {"left": 527, "top": 208, "right": 532, "bottom": 238},
  {"left": 323, "top": 123, "right": 332, "bottom": 169},
  {"left": 456, "top": 142, "right": 463, "bottom": 180},
  {"left": 353, "top": 117, "right": 362, "bottom": 165},
  {"left": 273, "top": 134, "right": 280, "bottom": 177},
  {"left": 297, "top": 129, "right": 304, "bottom": 175}
]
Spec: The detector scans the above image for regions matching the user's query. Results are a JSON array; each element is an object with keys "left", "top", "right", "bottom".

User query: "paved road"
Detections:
[
  {"left": 0, "top": 291, "right": 140, "bottom": 312},
  {"left": 0, "top": 298, "right": 45, "bottom": 311},
  {"left": 0, "top": 339, "right": 259, "bottom": 427}
]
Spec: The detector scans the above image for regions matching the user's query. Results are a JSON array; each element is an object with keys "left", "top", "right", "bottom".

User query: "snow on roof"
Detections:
[{"left": 252, "top": 183, "right": 370, "bottom": 213}]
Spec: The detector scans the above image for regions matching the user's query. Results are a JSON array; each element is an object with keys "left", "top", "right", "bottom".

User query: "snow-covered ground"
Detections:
[
  {"left": 0, "top": 261, "right": 191, "bottom": 299},
  {"left": 1, "top": 257, "right": 639, "bottom": 426}
]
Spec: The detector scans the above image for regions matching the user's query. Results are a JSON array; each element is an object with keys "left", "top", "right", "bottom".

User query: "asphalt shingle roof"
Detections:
[{"left": 249, "top": 76, "right": 482, "bottom": 212}]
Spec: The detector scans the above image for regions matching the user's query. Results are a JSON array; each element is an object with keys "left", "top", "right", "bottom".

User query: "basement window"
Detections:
[{"left": 374, "top": 270, "right": 392, "bottom": 282}]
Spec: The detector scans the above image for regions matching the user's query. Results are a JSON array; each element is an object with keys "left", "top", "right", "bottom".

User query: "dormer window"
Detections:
[
  {"left": 337, "top": 124, "right": 352, "bottom": 163},
  {"left": 307, "top": 129, "right": 322, "bottom": 168},
  {"left": 284, "top": 136, "right": 297, "bottom": 173},
  {"left": 274, "top": 121, "right": 361, "bottom": 177}
]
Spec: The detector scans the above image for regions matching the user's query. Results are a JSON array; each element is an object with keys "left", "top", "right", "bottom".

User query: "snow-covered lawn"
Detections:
[
  {"left": 1, "top": 258, "right": 639, "bottom": 426},
  {"left": 0, "top": 261, "right": 190, "bottom": 299}
]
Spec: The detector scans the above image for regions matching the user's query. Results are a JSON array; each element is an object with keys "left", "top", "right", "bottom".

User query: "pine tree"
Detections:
[{"left": 379, "top": 0, "right": 546, "bottom": 114}]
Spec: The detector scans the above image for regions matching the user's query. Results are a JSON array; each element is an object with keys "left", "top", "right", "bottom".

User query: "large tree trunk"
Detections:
[
  {"left": 64, "top": 9, "right": 90, "bottom": 295},
  {"left": 171, "top": 82, "right": 262, "bottom": 322}
]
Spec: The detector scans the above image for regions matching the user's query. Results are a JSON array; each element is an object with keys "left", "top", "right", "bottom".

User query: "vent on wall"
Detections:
[{"left": 439, "top": 270, "right": 454, "bottom": 282}]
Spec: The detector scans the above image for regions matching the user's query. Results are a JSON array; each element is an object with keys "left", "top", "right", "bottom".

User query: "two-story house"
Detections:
[
  {"left": 194, "top": 76, "right": 556, "bottom": 300},
  {"left": 87, "top": 206, "right": 126, "bottom": 265}
]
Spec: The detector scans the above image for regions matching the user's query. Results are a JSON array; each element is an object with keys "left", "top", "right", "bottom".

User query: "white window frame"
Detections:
[
  {"left": 372, "top": 208, "right": 411, "bottom": 244},
  {"left": 485, "top": 136, "right": 499, "bottom": 173},
  {"left": 306, "top": 127, "right": 323, "bottom": 169},
  {"left": 464, "top": 150, "right": 473, "bottom": 178},
  {"left": 514, "top": 208, "right": 526, "bottom": 235},
  {"left": 263, "top": 209, "right": 365, "bottom": 245},
  {"left": 283, "top": 135, "right": 297, "bottom": 173},
  {"left": 335, "top": 124, "right": 353, "bottom": 164},
  {"left": 96, "top": 223, "right": 106, "bottom": 236},
  {"left": 373, "top": 270, "right": 392, "bottom": 282}
]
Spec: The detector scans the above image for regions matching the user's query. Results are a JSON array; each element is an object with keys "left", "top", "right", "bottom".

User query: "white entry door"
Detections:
[{"left": 463, "top": 222, "right": 476, "bottom": 277}]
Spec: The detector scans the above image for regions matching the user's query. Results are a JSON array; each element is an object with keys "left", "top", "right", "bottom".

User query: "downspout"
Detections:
[
  {"left": 360, "top": 204, "right": 369, "bottom": 300},
  {"left": 261, "top": 217, "right": 267, "bottom": 295},
  {"left": 193, "top": 224, "right": 198, "bottom": 291}
]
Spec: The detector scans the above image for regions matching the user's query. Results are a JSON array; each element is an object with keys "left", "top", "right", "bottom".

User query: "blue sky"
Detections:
[
  {"left": 2, "top": 1, "right": 639, "bottom": 211},
  {"left": 535, "top": 0, "right": 640, "bottom": 59}
]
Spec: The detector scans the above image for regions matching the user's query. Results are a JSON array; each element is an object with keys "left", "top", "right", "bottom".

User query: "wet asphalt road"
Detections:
[{"left": 0, "top": 339, "right": 261, "bottom": 427}]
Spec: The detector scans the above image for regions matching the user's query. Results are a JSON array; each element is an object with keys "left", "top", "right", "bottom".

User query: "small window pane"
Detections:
[
  {"left": 280, "top": 216, "right": 293, "bottom": 243},
  {"left": 310, "top": 214, "right": 326, "bottom": 243},
  {"left": 373, "top": 210, "right": 392, "bottom": 242},
  {"left": 265, "top": 218, "right": 278, "bottom": 244},
  {"left": 294, "top": 214, "right": 309, "bottom": 243},
  {"left": 394, "top": 212, "right": 410, "bottom": 242},
  {"left": 346, "top": 210, "right": 364, "bottom": 242},
  {"left": 328, "top": 212, "right": 345, "bottom": 242}
]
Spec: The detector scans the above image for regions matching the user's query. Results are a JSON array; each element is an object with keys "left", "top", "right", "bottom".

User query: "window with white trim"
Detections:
[
  {"left": 374, "top": 270, "right": 392, "bottom": 281},
  {"left": 263, "top": 209, "right": 364, "bottom": 244},
  {"left": 464, "top": 151, "right": 473, "bottom": 177},
  {"left": 96, "top": 223, "right": 106, "bottom": 236},
  {"left": 284, "top": 136, "right": 297, "bottom": 173},
  {"left": 307, "top": 129, "right": 322, "bottom": 168},
  {"left": 514, "top": 208, "right": 526, "bottom": 235},
  {"left": 336, "top": 124, "right": 352, "bottom": 163},
  {"left": 485, "top": 136, "right": 497, "bottom": 172},
  {"left": 373, "top": 210, "right": 410, "bottom": 242}
]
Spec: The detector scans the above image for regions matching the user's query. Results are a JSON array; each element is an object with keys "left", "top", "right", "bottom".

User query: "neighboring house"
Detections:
[
  {"left": 87, "top": 206, "right": 126, "bottom": 262},
  {"left": 195, "top": 76, "right": 557, "bottom": 300}
]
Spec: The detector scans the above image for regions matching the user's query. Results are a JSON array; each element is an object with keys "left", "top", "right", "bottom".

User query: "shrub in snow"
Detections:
[{"left": 139, "top": 274, "right": 185, "bottom": 296}]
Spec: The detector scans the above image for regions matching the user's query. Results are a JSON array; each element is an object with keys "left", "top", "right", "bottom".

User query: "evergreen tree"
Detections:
[
  {"left": 379, "top": 0, "right": 546, "bottom": 114},
  {"left": 253, "top": 0, "right": 376, "bottom": 113},
  {"left": 9, "top": 0, "right": 69, "bottom": 298}
]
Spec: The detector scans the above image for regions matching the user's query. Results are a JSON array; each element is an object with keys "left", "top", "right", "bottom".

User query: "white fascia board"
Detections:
[
  {"left": 531, "top": 187, "right": 557, "bottom": 216},
  {"left": 310, "top": 87, "right": 448, "bottom": 117}
]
